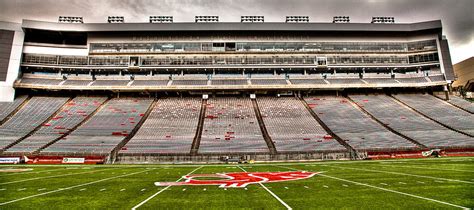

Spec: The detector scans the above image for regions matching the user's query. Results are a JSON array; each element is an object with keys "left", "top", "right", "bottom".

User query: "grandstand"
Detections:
[{"left": 0, "top": 16, "right": 472, "bottom": 164}]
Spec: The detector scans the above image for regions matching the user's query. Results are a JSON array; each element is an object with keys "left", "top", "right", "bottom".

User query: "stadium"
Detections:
[{"left": 0, "top": 4, "right": 473, "bottom": 209}]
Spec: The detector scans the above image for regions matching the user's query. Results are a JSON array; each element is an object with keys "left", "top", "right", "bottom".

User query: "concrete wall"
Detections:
[{"left": 0, "top": 22, "right": 24, "bottom": 102}]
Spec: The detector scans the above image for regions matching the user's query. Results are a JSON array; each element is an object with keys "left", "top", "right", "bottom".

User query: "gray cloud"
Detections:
[{"left": 0, "top": 0, "right": 472, "bottom": 63}]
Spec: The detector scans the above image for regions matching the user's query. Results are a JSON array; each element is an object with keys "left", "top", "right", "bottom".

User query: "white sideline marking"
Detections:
[
  {"left": 277, "top": 165, "right": 469, "bottom": 209},
  {"left": 380, "top": 164, "right": 474, "bottom": 173},
  {"left": 131, "top": 166, "right": 203, "bottom": 210},
  {"left": 0, "top": 168, "right": 113, "bottom": 185},
  {"left": 0, "top": 169, "right": 152, "bottom": 206},
  {"left": 238, "top": 166, "right": 292, "bottom": 210},
  {"left": 0, "top": 168, "right": 69, "bottom": 177},
  {"left": 318, "top": 173, "right": 469, "bottom": 209},
  {"left": 324, "top": 165, "right": 474, "bottom": 184}
]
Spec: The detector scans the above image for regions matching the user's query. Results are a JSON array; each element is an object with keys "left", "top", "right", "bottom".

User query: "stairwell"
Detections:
[
  {"left": 190, "top": 98, "right": 207, "bottom": 155},
  {"left": 252, "top": 98, "right": 277, "bottom": 155}
]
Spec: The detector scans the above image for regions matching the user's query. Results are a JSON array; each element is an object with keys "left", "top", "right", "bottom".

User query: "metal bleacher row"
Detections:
[
  {"left": 16, "top": 72, "right": 447, "bottom": 88},
  {"left": 304, "top": 96, "right": 418, "bottom": 151},
  {"left": 349, "top": 95, "right": 473, "bottom": 148},
  {"left": 0, "top": 94, "right": 472, "bottom": 157},
  {"left": 199, "top": 97, "right": 269, "bottom": 154}
]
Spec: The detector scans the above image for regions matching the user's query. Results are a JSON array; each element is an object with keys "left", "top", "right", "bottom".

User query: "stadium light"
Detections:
[
  {"left": 195, "top": 16, "right": 219, "bottom": 23},
  {"left": 333, "top": 16, "right": 350, "bottom": 23},
  {"left": 241, "top": 16, "right": 264, "bottom": 23},
  {"left": 108, "top": 16, "right": 124, "bottom": 23},
  {"left": 371, "top": 16, "right": 395, "bottom": 24},
  {"left": 58, "top": 16, "right": 83, "bottom": 23},
  {"left": 286, "top": 16, "right": 309, "bottom": 23},
  {"left": 150, "top": 16, "right": 173, "bottom": 23}
]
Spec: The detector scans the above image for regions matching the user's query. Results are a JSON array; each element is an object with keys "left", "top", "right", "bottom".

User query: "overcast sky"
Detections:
[{"left": 0, "top": 0, "right": 472, "bottom": 63}]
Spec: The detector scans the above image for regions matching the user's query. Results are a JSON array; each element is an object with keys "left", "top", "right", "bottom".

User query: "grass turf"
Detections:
[{"left": 0, "top": 157, "right": 472, "bottom": 209}]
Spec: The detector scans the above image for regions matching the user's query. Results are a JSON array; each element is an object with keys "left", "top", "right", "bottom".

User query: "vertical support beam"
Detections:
[{"left": 190, "top": 96, "right": 207, "bottom": 155}]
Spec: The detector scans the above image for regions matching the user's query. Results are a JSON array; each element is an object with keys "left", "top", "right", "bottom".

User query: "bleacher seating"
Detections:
[
  {"left": 258, "top": 97, "right": 345, "bottom": 152},
  {"left": 0, "top": 95, "right": 28, "bottom": 123},
  {"left": 0, "top": 97, "right": 69, "bottom": 150},
  {"left": 396, "top": 77, "right": 428, "bottom": 83},
  {"left": 304, "top": 96, "right": 417, "bottom": 151},
  {"left": 429, "top": 75, "right": 445, "bottom": 82},
  {"left": 120, "top": 98, "right": 201, "bottom": 154},
  {"left": 441, "top": 95, "right": 474, "bottom": 113},
  {"left": 251, "top": 79, "right": 287, "bottom": 85},
  {"left": 326, "top": 79, "right": 364, "bottom": 84},
  {"left": 4, "top": 97, "right": 107, "bottom": 154},
  {"left": 394, "top": 94, "right": 474, "bottom": 136},
  {"left": 363, "top": 78, "right": 399, "bottom": 84},
  {"left": 40, "top": 98, "right": 153, "bottom": 155},
  {"left": 211, "top": 79, "right": 248, "bottom": 85},
  {"left": 92, "top": 80, "right": 130, "bottom": 86},
  {"left": 171, "top": 79, "right": 208, "bottom": 86},
  {"left": 199, "top": 97, "right": 269, "bottom": 153},
  {"left": 20, "top": 78, "right": 62, "bottom": 86},
  {"left": 350, "top": 94, "right": 473, "bottom": 148},
  {"left": 290, "top": 79, "right": 327, "bottom": 85}
]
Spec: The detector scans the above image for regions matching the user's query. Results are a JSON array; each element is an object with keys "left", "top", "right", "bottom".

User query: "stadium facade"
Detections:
[
  {"left": 0, "top": 17, "right": 472, "bottom": 164},
  {"left": 0, "top": 18, "right": 455, "bottom": 100}
]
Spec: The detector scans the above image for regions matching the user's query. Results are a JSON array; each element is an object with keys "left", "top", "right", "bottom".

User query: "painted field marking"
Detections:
[
  {"left": 17, "top": 188, "right": 26, "bottom": 191},
  {"left": 237, "top": 166, "right": 292, "bottom": 210},
  {"left": 323, "top": 185, "right": 329, "bottom": 188},
  {"left": 37, "top": 188, "right": 46, "bottom": 191},
  {"left": 277, "top": 165, "right": 469, "bottom": 209},
  {"left": 79, "top": 188, "right": 86, "bottom": 191},
  {"left": 318, "top": 174, "right": 469, "bottom": 209},
  {"left": 141, "top": 188, "right": 146, "bottom": 192},
  {"left": 380, "top": 183, "right": 389, "bottom": 186},
  {"left": 120, "top": 189, "right": 126, "bottom": 192},
  {"left": 417, "top": 181, "right": 425, "bottom": 184},
  {"left": 100, "top": 188, "right": 106, "bottom": 192},
  {"left": 0, "top": 169, "right": 152, "bottom": 206},
  {"left": 131, "top": 166, "right": 203, "bottom": 210},
  {"left": 0, "top": 168, "right": 115, "bottom": 185},
  {"left": 323, "top": 165, "right": 474, "bottom": 184},
  {"left": 0, "top": 168, "right": 70, "bottom": 177},
  {"left": 379, "top": 164, "right": 474, "bottom": 173}
]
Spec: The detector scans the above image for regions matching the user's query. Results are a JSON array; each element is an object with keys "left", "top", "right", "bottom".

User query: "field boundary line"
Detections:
[
  {"left": 276, "top": 165, "right": 469, "bottom": 209},
  {"left": 0, "top": 168, "right": 116, "bottom": 185},
  {"left": 0, "top": 168, "right": 71, "bottom": 177},
  {"left": 379, "top": 164, "right": 474, "bottom": 173},
  {"left": 131, "top": 166, "right": 203, "bottom": 210},
  {"left": 238, "top": 166, "right": 292, "bottom": 210},
  {"left": 324, "top": 165, "right": 474, "bottom": 184},
  {"left": 0, "top": 169, "right": 153, "bottom": 206}
]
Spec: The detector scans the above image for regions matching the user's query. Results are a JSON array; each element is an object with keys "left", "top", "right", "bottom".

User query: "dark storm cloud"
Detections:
[{"left": 0, "top": 0, "right": 472, "bottom": 63}]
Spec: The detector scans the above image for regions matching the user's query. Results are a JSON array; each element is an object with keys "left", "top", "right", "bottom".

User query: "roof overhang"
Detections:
[{"left": 21, "top": 19, "right": 442, "bottom": 33}]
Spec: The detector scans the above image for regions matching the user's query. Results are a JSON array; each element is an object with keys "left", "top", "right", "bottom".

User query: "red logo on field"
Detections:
[{"left": 155, "top": 171, "right": 317, "bottom": 188}]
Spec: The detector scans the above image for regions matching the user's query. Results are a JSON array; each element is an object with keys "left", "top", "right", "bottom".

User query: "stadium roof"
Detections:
[{"left": 20, "top": 19, "right": 442, "bottom": 32}]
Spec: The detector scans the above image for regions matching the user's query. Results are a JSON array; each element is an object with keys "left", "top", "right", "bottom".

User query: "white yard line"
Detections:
[
  {"left": 317, "top": 173, "right": 469, "bottom": 209},
  {"left": 323, "top": 165, "right": 474, "bottom": 184},
  {"left": 0, "top": 168, "right": 114, "bottom": 185},
  {"left": 0, "top": 169, "right": 153, "bottom": 206},
  {"left": 276, "top": 165, "right": 469, "bottom": 209},
  {"left": 238, "top": 166, "right": 292, "bottom": 210},
  {"left": 131, "top": 166, "right": 203, "bottom": 210}
]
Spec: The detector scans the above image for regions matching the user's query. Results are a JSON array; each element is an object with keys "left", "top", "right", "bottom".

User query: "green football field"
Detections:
[{"left": 0, "top": 157, "right": 473, "bottom": 209}]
